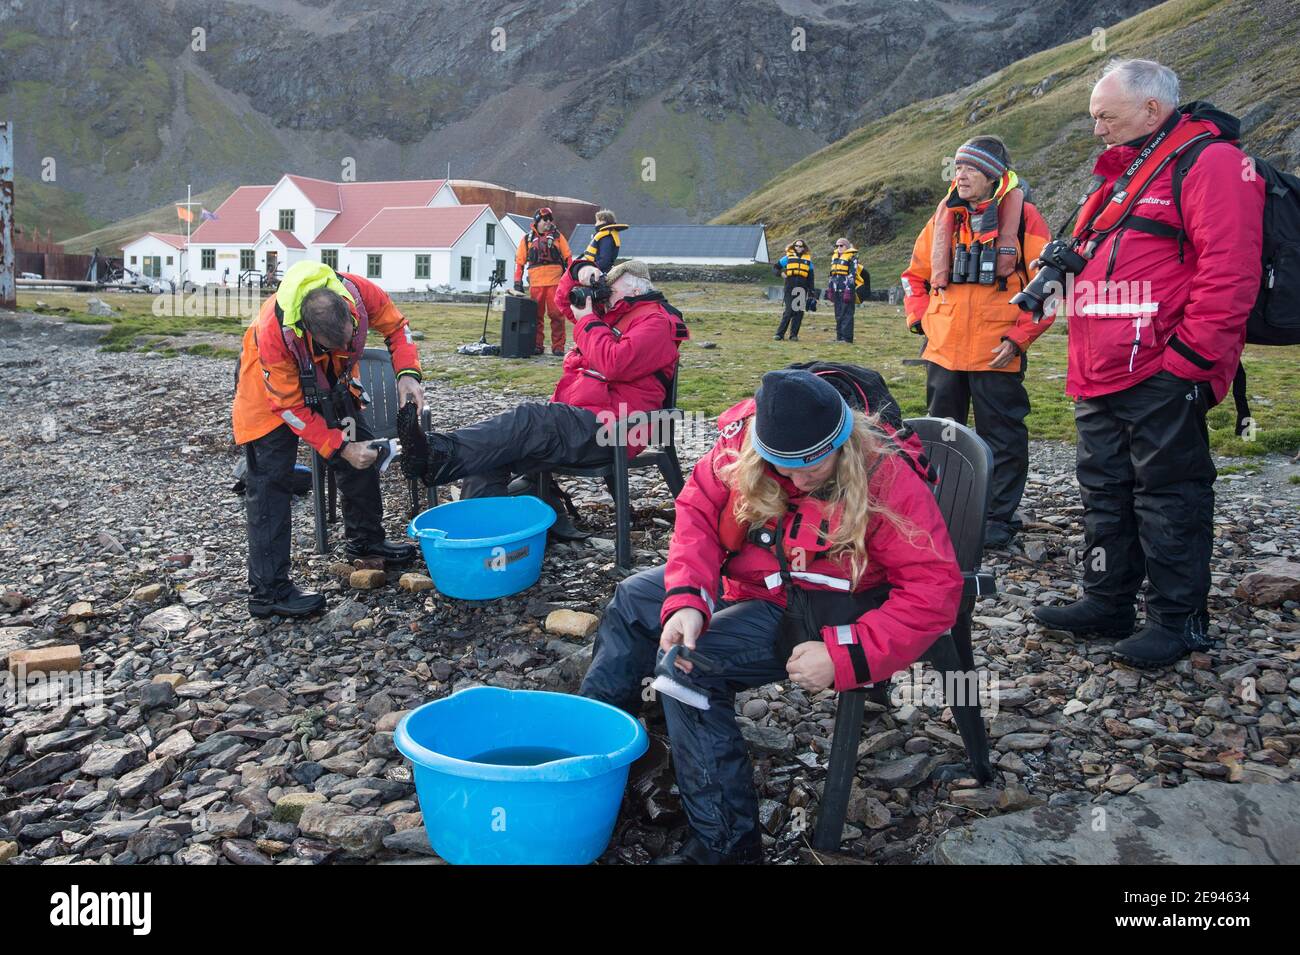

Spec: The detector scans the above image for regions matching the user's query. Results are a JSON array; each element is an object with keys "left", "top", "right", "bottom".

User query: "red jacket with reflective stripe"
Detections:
[
  {"left": 232, "top": 272, "right": 421, "bottom": 457},
  {"left": 1065, "top": 113, "right": 1265, "bottom": 403},
  {"left": 661, "top": 399, "right": 963, "bottom": 690},
  {"left": 550, "top": 269, "right": 686, "bottom": 459}
]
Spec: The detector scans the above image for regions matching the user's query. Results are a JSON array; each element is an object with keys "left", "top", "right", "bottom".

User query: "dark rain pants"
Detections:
[
  {"left": 431, "top": 402, "right": 609, "bottom": 499},
  {"left": 243, "top": 411, "right": 382, "bottom": 602},
  {"left": 925, "top": 361, "right": 1031, "bottom": 527},
  {"left": 1073, "top": 370, "right": 1216, "bottom": 628},
  {"left": 579, "top": 566, "right": 787, "bottom": 857}
]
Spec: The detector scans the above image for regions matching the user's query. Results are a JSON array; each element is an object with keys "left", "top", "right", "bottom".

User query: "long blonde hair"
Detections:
[{"left": 717, "top": 412, "right": 929, "bottom": 586}]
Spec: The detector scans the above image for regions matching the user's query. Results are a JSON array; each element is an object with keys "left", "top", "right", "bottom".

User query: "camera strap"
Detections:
[{"left": 1071, "top": 112, "right": 1218, "bottom": 245}]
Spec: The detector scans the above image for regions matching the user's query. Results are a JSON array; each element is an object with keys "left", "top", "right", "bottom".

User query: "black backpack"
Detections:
[{"left": 1171, "top": 144, "right": 1300, "bottom": 433}]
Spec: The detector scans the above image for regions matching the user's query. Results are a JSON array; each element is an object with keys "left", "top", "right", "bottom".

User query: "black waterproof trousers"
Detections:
[
  {"left": 579, "top": 566, "right": 786, "bottom": 856},
  {"left": 925, "top": 362, "right": 1031, "bottom": 527},
  {"left": 432, "top": 402, "right": 610, "bottom": 498},
  {"left": 775, "top": 279, "right": 812, "bottom": 339},
  {"left": 243, "top": 414, "right": 383, "bottom": 602},
  {"left": 833, "top": 296, "right": 855, "bottom": 342},
  {"left": 1074, "top": 370, "right": 1216, "bottom": 628}
]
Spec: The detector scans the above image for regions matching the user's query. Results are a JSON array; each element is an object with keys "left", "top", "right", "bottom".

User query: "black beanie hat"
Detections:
[{"left": 751, "top": 370, "right": 853, "bottom": 468}]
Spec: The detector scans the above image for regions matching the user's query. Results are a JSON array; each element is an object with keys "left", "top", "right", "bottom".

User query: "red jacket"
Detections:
[
  {"left": 550, "top": 269, "right": 688, "bottom": 458},
  {"left": 1065, "top": 107, "right": 1265, "bottom": 404},
  {"left": 661, "top": 399, "right": 964, "bottom": 691}
]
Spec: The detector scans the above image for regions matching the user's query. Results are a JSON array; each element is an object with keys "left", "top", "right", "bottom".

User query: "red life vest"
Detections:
[{"left": 527, "top": 232, "right": 564, "bottom": 267}]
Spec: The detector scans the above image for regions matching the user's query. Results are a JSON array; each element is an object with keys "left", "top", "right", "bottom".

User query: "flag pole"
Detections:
[{"left": 186, "top": 183, "right": 192, "bottom": 286}]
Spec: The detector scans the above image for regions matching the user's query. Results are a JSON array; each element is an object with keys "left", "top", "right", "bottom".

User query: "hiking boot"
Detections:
[
  {"left": 788, "top": 335, "right": 799, "bottom": 342},
  {"left": 551, "top": 347, "right": 565, "bottom": 356},
  {"left": 653, "top": 835, "right": 763, "bottom": 866},
  {"left": 540, "top": 489, "right": 590, "bottom": 542},
  {"left": 1032, "top": 597, "right": 1135, "bottom": 640},
  {"left": 397, "top": 403, "right": 429, "bottom": 480},
  {"left": 533, "top": 346, "right": 545, "bottom": 356},
  {"left": 548, "top": 511, "right": 591, "bottom": 542},
  {"left": 249, "top": 586, "right": 326, "bottom": 619},
  {"left": 397, "top": 410, "right": 451, "bottom": 487},
  {"left": 773, "top": 334, "right": 784, "bottom": 341},
  {"left": 984, "top": 520, "right": 1016, "bottom": 550},
  {"left": 345, "top": 539, "right": 417, "bottom": 566},
  {"left": 1113, "top": 617, "right": 1210, "bottom": 668}
]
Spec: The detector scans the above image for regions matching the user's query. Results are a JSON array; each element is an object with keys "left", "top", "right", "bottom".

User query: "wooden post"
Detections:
[{"left": 0, "top": 122, "right": 14, "bottom": 310}]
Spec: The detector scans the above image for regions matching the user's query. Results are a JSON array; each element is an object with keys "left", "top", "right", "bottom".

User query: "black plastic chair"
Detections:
[
  {"left": 311, "top": 347, "right": 433, "bottom": 554},
  {"left": 536, "top": 367, "right": 686, "bottom": 572},
  {"left": 811, "top": 415, "right": 997, "bottom": 851}
]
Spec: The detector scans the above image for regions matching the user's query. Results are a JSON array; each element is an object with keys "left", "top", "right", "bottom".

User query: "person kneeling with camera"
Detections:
[
  {"left": 579, "top": 370, "right": 964, "bottom": 864},
  {"left": 399, "top": 260, "right": 689, "bottom": 537}
]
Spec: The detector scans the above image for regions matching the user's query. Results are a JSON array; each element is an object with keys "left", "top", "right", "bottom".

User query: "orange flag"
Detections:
[{"left": 176, "top": 205, "right": 194, "bottom": 223}]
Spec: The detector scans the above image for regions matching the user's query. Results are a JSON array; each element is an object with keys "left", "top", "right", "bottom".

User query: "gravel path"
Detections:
[{"left": 1, "top": 312, "right": 1296, "bottom": 866}]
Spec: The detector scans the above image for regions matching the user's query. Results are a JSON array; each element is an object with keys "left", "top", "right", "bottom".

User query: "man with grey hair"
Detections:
[
  {"left": 1032, "top": 59, "right": 1265, "bottom": 667},
  {"left": 399, "top": 259, "right": 689, "bottom": 538}
]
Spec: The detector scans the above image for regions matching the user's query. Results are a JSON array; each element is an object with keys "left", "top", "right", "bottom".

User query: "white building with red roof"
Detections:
[
  {"left": 150, "top": 174, "right": 509, "bottom": 292},
  {"left": 119, "top": 232, "right": 188, "bottom": 285}
]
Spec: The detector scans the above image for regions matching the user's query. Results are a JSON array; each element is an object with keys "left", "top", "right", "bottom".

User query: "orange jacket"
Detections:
[
  {"left": 901, "top": 200, "right": 1052, "bottom": 372},
  {"left": 514, "top": 228, "right": 571, "bottom": 287},
  {"left": 231, "top": 272, "right": 421, "bottom": 457}
]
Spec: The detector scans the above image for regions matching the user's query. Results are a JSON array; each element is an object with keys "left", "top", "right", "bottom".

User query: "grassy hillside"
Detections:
[
  {"left": 716, "top": 0, "right": 1300, "bottom": 282},
  {"left": 12, "top": 174, "right": 104, "bottom": 241},
  {"left": 58, "top": 185, "right": 235, "bottom": 256}
]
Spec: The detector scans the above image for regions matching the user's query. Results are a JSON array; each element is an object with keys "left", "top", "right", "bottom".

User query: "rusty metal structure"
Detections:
[
  {"left": 1, "top": 122, "right": 14, "bottom": 310},
  {"left": 449, "top": 179, "right": 599, "bottom": 239}
]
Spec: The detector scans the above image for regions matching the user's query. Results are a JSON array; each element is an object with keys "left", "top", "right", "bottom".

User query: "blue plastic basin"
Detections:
[
  {"left": 395, "top": 687, "right": 648, "bottom": 865},
  {"left": 406, "top": 495, "right": 555, "bottom": 600}
]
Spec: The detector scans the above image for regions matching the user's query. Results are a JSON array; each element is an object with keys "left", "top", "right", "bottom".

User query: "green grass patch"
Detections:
[{"left": 18, "top": 282, "right": 1298, "bottom": 458}]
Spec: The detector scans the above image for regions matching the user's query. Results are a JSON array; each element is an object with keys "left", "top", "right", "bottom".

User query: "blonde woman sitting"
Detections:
[{"left": 579, "top": 369, "right": 963, "bottom": 864}]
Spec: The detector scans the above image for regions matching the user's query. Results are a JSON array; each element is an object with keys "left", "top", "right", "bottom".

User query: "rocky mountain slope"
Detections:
[
  {"left": 0, "top": 0, "right": 1159, "bottom": 239},
  {"left": 717, "top": 0, "right": 1300, "bottom": 278}
]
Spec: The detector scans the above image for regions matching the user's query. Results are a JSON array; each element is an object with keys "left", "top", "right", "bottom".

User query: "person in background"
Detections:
[
  {"left": 900, "top": 135, "right": 1052, "bottom": 549},
  {"left": 825, "top": 238, "right": 869, "bottom": 343},
  {"left": 514, "top": 206, "right": 572, "bottom": 356},
  {"left": 575, "top": 209, "right": 629, "bottom": 273},
  {"left": 400, "top": 261, "right": 689, "bottom": 539},
  {"left": 772, "top": 238, "right": 815, "bottom": 341}
]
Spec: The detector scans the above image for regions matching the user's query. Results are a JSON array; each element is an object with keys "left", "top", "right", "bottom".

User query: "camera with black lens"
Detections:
[
  {"left": 1010, "top": 238, "right": 1088, "bottom": 319},
  {"left": 567, "top": 275, "right": 614, "bottom": 311}
]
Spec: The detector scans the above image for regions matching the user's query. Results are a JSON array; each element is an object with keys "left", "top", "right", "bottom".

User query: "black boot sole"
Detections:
[
  {"left": 1111, "top": 645, "right": 1195, "bottom": 668},
  {"left": 249, "top": 603, "right": 326, "bottom": 620},
  {"left": 1032, "top": 617, "right": 1134, "bottom": 641},
  {"left": 344, "top": 551, "right": 417, "bottom": 567}
]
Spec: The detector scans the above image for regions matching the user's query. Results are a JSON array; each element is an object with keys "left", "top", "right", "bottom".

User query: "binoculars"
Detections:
[{"left": 950, "top": 241, "right": 997, "bottom": 285}]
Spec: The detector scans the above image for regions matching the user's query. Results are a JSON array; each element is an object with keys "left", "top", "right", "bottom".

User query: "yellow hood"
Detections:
[{"left": 276, "top": 261, "right": 355, "bottom": 337}]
